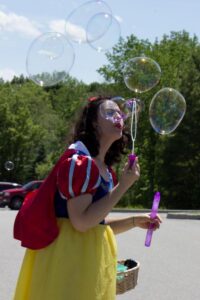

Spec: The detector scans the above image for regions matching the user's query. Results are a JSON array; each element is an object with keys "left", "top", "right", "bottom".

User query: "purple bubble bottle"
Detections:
[
  {"left": 128, "top": 153, "right": 136, "bottom": 167},
  {"left": 145, "top": 192, "right": 160, "bottom": 247}
]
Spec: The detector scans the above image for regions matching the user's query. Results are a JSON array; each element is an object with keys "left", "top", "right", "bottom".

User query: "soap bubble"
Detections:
[
  {"left": 86, "top": 13, "right": 121, "bottom": 52},
  {"left": 65, "top": 0, "right": 112, "bottom": 44},
  {"left": 4, "top": 161, "right": 14, "bottom": 171},
  {"left": 124, "top": 98, "right": 145, "bottom": 116},
  {"left": 149, "top": 87, "right": 186, "bottom": 134},
  {"left": 123, "top": 56, "right": 161, "bottom": 93},
  {"left": 26, "top": 32, "right": 75, "bottom": 87}
]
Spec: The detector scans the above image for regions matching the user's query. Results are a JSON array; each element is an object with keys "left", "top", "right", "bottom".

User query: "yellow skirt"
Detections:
[{"left": 13, "top": 219, "right": 117, "bottom": 300}]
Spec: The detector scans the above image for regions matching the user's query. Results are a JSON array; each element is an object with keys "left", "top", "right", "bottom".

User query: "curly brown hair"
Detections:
[{"left": 71, "top": 96, "right": 131, "bottom": 166}]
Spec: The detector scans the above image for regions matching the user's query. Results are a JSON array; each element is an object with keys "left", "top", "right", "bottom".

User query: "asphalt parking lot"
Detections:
[{"left": 0, "top": 208, "right": 200, "bottom": 300}]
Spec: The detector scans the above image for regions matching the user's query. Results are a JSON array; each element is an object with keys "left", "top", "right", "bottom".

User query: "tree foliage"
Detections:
[
  {"left": 99, "top": 30, "right": 200, "bottom": 209},
  {"left": 0, "top": 31, "right": 199, "bottom": 208}
]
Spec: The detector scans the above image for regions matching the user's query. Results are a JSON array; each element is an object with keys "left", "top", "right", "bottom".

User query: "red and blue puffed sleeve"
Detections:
[{"left": 57, "top": 154, "right": 101, "bottom": 199}]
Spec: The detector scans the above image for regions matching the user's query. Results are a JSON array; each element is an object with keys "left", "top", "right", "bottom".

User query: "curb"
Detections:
[
  {"left": 167, "top": 213, "right": 200, "bottom": 220},
  {"left": 112, "top": 208, "right": 200, "bottom": 213},
  {"left": 111, "top": 209, "right": 200, "bottom": 220}
]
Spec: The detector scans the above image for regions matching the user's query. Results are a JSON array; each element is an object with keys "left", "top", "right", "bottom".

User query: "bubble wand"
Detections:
[
  {"left": 103, "top": 96, "right": 138, "bottom": 166},
  {"left": 127, "top": 99, "right": 137, "bottom": 167},
  {"left": 145, "top": 191, "right": 160, "bottom": 247}
]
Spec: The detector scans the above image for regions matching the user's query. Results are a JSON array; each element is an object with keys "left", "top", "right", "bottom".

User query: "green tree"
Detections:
[
  {"left": 99, "top": 31, "right": 200, "bottom": 209},
  {"left": 0, "top": 81, "right": 61, "bottom": 182}
]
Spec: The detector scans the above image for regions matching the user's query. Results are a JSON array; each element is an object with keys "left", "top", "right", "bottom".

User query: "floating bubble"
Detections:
[
  {"left": 65, "top": 0, "right": 112, "bottom": 44},
  {"left": 4, "top": 161, "right": 14, "bottom": 171},
  {"left": 26, "top": 32, "right": 75, "bottom": 87},
  {"left": 149, "top": 87, "right": 186, "bottom": 135},
  {"left": 123, "top": 56, "right": 161, "bottom": 93},
  {"left": 125, "top": 98, "right": 145, "bottom": 116},
  {"left": 86, "top": 13, "right": 121, "bottom": 52},
  {"left": 86, "top": 12, "right": 111, "bottom": 43}
]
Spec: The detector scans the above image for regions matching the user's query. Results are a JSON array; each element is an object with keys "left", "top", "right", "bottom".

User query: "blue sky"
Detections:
[{"left": 0, "top": 0, "right": 200, "bottom": 83}]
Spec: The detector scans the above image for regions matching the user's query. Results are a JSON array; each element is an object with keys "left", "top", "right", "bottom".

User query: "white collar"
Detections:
[{"left": 68, "top": 141, "right": 91, "bottom": 156}]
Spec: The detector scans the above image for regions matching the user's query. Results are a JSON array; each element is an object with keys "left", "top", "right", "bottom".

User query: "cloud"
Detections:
[
  {"left": 0, "top": 10, "right": 41, "bottom": 37},
  {"left": 49, "top": 19, "right": 66, "bottom": 35},
  {"left": 0, "top": 68, "right": 17, "bottom": 81},
  {"left": 49, "top": 19, "right": 87, "bottom": 43}
]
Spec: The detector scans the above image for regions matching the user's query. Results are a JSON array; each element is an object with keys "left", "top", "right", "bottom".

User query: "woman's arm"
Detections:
[
  {"left": 105, "top": 216, "right": 135, "bottom": 234},
  {"left": 67, "top": 182, "right": 130, "bottom": 232},
  {"left": 67, "top": 159, "right": 140, "bottom": 232},
  {"left": 105, "top": 214, "right": 162, "bottom": 235}
]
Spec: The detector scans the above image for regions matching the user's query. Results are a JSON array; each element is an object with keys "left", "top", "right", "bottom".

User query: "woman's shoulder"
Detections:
[
  {"left": 62, "top": 140, "right": 100, "bottom": 175},
  {"left": 57, "top": 142, "right": 101, "bottom": 199}
]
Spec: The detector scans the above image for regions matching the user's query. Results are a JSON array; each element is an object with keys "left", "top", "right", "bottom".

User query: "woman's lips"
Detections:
[{"left": 114, "top": 122, "right": 123, "bottom": 129}]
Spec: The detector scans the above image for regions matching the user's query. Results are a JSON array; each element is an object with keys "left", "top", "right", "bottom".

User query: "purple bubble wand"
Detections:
[{"left": 145, "top": 191, "right": 161, "bottom": 247}]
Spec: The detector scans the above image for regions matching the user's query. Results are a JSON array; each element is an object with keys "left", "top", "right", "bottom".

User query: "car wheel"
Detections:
[{"left": 9, "top": 197, "right": 23, "bottom": 210}]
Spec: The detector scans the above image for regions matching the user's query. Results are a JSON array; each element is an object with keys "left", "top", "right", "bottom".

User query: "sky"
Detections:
[{"left": 0, "top": 0, "right": 200, "bottom": 84}]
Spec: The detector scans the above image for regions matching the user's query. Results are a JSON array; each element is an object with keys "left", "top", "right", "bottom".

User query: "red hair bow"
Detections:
[{"left": 88, "top": 96, "right": 99, "bottom": 102}]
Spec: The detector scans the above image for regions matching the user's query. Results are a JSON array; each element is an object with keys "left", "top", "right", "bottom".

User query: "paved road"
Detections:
[{"left": 0, "top": 208, "right": 200, "bottom": 300}]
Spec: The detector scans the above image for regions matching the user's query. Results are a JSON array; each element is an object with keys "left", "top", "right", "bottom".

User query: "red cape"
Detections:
[
  {"left": 13, "top": 149, "right": 76, "bottom": 250},
  {"left": 14, "top": 145, "right": 118, "bottom": 250}
]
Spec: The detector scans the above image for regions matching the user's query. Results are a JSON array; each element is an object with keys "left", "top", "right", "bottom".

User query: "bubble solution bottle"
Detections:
[{"left": 145, "top": 192, "right": 160, "bottom": 247}]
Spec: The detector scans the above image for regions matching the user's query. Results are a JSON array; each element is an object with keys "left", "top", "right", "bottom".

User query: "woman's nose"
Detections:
[
  {"left": 113, "top": 114, "right": 124, "bottom": 125},
  {"left": 114, "top": 111, "right": 122, "bottom": 119}
]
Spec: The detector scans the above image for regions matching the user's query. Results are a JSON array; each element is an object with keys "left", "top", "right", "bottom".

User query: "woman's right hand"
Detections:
[{"left": 119, "top": 157, "right": 140, "bottom": 190}]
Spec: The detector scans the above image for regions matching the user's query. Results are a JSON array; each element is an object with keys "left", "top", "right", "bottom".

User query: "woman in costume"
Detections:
[{"left": 13, "top": 96, "right": 161, "bottom": 300}]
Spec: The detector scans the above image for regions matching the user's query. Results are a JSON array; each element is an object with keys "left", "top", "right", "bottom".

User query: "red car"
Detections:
[
  {"left": 0, "top": 182, "right": 22, "bottom": 207},
  {"left": 0, "top": 180, "right": 43, "bottom": 210}
]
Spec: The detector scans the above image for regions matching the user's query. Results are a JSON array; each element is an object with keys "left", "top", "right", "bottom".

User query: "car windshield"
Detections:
[{"left": 22, "top": 182, "right": 34, "bottom": 190}]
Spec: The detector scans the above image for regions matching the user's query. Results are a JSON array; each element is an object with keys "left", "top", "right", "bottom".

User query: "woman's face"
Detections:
[{"left": 97, "top": 100, "right": 124, "bottom": 142}]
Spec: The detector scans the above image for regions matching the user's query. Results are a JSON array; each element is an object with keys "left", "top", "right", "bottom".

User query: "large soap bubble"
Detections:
[
  {"left": 86, "top": 13, "right": 121, "bottom": 52},
  {"left": 149, "top": 87, "right": 186, "bottom": 135},
  {"left": 65, "top": 0, "right": 112, "bottom": 44},
  {"left": 123, "top": 56, "right": 161, "bottom": 93},
  {"left": 26, "top": 32, "right": 75, "bottom": 87}
]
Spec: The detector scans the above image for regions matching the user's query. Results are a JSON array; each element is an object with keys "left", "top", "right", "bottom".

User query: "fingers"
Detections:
[
  {"left": 138, "top": 214, "right": 162, "bottom": 231},
  {"left": 152, "top": 220, "right": 160, "bottom": 230},
  {"left": 133, "top": 157, "right": 139, "bottom": 170},
  {"left": 155, "top": 214, "right": 163, "bottom": 223},
  {"left": 126, "top": 157, "right": 139, "bottom": 169},
  {"left": 127, "top": 158, "right": 140, "bottom": 177},
  {"left": 120, "top": 159, "right": 141, "bottom": 190},
  {"left": 149, "top": 214, "right": 162, "bottom": 230},
  {"left": 133, "top": 158, "right": 140, "bottom": 173},
  {"left": 148, "top": 213, "right": 162, "bottom": 223}
]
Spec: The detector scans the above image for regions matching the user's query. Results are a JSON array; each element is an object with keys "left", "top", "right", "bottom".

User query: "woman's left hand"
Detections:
[{"left": 134, "top": 214, "right": 162, "bottom": 230}]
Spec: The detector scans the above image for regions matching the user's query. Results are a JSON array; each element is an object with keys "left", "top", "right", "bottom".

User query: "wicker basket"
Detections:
[{"left": 116, "top": 259, "right": 140, "bottom": 295}]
